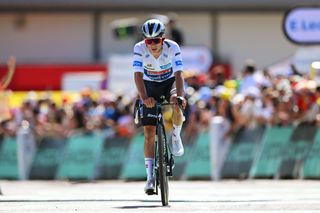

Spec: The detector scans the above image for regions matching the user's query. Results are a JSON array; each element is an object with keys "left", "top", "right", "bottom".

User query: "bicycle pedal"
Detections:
[{"left": 145, "top": 189, "right": 156, "bottom": 195}]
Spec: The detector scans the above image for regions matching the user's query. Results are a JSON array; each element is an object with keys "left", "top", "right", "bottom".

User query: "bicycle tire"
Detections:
[{"left": 157, "top": 124, "right": 169, "bottom": 206}]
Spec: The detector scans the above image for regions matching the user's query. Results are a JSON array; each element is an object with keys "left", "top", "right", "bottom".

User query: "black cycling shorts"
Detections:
[{"left": 141, "top": 77, "right": 176, "bottom": 126}]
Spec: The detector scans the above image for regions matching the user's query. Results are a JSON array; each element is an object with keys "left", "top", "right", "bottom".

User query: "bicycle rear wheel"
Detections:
[{"left": 157, "top": 124, "right": 169, "bottom": 206}]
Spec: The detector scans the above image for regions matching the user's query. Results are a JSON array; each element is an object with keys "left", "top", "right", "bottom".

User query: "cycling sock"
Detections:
[
  {"left": 173, "top": 124, "right": 182, "bottom": 139},
  {"left": 145, "top": 158, "right": 154, "bottom": 180}
]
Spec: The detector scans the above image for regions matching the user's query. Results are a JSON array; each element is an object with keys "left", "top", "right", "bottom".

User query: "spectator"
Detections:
[
  {"left": 0, "top": 57, "right": 16, "bottom": 123},
  {"left": 272, "top": 95, "right": 296, "bottom": 126},
  {"left": 0, "top": 56, "right": 15, "bottom": 195},
  {"left": 239, "top": 59, "right": 258, "bottom": 93},
  {"left": 166, "top": 12, "right": 184, "bottom": 46},
  {"left": 237, "top": 86, "right": 261, "bottom": 129},
  {"left": 294, "top": 80, "right": 318, "bottom": 124},
  {"left": 210, "top": 65, "right": 227, "bottom": 88},
  {"left": 117, "top": 104, "right": 134, "bottom": 138},
  {"left": 215, "top": 97, "right": 238, "bottom": 140},
  {"left": 255, "top": 88, "right": 274, "bottom": 126},
  {"left": 0, "top": 56, "right": 15, "bottom": 90}
]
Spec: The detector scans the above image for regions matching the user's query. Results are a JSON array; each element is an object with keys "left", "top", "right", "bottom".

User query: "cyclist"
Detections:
[{"left": 133, "top": 19, "right": 186, "bottom": 194}]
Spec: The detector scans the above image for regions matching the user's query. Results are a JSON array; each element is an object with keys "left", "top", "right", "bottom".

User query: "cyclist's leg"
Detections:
[
  {"left": 143, "top": 125, "right": 156, "bottom": 180},
  {"left": 170, "top": 95, "right": 184, "bottom": 156},
  {"left": 170, "top": 95, "right": 184, "bottom": 125},
  {"left": 169, "top": 81, "right": 185, "bottom": 156},
  {"left": 140, "top": 84, "right": 158, "bottom": 193},
  {"left": 168, "top": 79, "right": 184, "bottom": 125}
]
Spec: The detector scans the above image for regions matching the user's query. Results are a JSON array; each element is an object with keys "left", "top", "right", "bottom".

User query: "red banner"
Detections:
[{"left": 0, "top": 64, "right": 107, "bottom": 91}]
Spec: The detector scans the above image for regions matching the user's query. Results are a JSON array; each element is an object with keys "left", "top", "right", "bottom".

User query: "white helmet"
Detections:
[{"left": 141, "top": 19, "right": 165, "bottom": 38}]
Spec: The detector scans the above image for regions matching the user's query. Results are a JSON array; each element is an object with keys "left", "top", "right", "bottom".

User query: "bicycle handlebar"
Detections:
[{"left": 133, "top": 98, "right": 185, "bottom": 124}]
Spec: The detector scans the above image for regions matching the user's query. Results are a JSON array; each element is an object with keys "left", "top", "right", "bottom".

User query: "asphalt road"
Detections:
[{"left": 1, "top": 180, "right": 320, "bottom": 212}]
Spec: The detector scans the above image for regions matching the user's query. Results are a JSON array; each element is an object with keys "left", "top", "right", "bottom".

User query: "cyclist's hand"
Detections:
[
  {"left": 172, "top": 96, "right": 186, "bottom": 110},
  {"left": 143, "top": 97, "right": 156, "bottom": 108}
]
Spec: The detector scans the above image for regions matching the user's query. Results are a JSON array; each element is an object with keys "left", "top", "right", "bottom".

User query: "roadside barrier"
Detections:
[
  {"left": 185, "top": 131, "right": 211, "bottom": 179},
  {"left": 0, "top": 137, "right": 19, "bottom": 179},
  {"left": 120, "top": 132, "right": 145, "bottom": 180},
  {"left": 172, "top": 132, "right": 195, "bottom": 180},
  {"left": 222, "top": 126, "right": 265, "bottom": 179},
  {"left": 57, "top": 133, "right": 104, "bottom": 180},
  {"left": 250, "top": 127, "right": 293, "bottom": 179},
  {"left": 1, "top": 125, "right": 320, "bottom": 180},
  {"left": 302, "top": 129, "right": 320, "bottom": 178},
  {"left": 278, "top": 124, "right": 317, "bottom": 179},
  {"left": 97, "top": 137, "right": 129, "bottom": 179},
  {"left": 29, "top": 137, "right": 66, "bottom": 179}
]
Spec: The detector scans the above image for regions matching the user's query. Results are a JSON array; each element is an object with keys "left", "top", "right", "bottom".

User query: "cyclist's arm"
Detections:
[
  {"left": 134, "top": 72, "right": 156, "bottom": 108},
  {"left": 134, "top": 72, "right": 148, "bottom": 100},
  {"left": 133, "top": 43, "right": 148, "bottom": 100},
  {"left": 171, "top": 42, "right": 184, "bottom": 98},
  {"left": 0, "top": 57, "right": 16, "bottom": 89},
  {"left": 174, "top": 71, "right": 184, "bottom": 97},
  {"left": 132, "top": 44, "right": 155, "bottom": 107},
  {"left": 173, "top": 70, "right": 186, "bottom": 109}
]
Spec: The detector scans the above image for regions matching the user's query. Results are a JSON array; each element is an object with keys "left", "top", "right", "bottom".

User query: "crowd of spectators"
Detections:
[
  {"left": 0, "top": 87, "right": 136, "bottom": 141},
  {"left": 1, "top": 59, "right": 320, "bottom": 143},
  {"left": 184, "top": 59, "right": 320, "bottom": 140}
]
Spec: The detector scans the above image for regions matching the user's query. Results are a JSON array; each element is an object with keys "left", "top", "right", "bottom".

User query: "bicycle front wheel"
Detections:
[{"left": 157, "top": 124, "right": 169, "bottom": 206}]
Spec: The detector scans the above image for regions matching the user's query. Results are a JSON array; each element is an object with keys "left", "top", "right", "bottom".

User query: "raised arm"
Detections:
[{"left": 1, "top": 56, "right": 16, "bottom": 89}]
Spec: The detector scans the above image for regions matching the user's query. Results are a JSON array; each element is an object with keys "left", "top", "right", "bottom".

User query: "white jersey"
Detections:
[{"left": 133, "top": 39, "right": 183, "bottom": 82}]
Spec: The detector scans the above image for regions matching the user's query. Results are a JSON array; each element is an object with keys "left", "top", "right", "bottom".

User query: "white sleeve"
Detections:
[
  {"left": 133, "top": 43, "right": 143, "bottom": 73},
  {"left": 171, "top": 44, "right": 183, "bottom": 72}
]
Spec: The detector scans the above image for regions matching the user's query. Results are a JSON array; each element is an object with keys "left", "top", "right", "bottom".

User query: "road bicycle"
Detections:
[{"left": 134, "top": 98, "right": 183, "bottom": 206}]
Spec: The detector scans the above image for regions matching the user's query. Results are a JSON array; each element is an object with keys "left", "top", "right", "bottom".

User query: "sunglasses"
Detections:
[{"left": 145, "top": 38, "right": 163, "bottom": 45}]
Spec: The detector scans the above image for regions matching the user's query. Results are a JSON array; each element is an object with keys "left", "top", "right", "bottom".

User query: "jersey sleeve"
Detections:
[
  {"left": 171, "top": 43, "right": 183, "bottom": 73},
  {"left": 133, "top": 43, "right": 144, "bottom": 73}
]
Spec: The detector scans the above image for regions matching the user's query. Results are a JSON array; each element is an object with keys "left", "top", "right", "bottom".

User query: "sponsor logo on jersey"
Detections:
[
  {"left": 133, "top": 61, "right": 142, "bottom": 67},
  {"left": 145, "top": 54, "right": 150, "bottom": 58},
  {"left": 163, "top": 53, "right": 168, "bottom": 58},
  {"left": 144, "top": 66, "right": 155, "bottom": 70},
  {"left": 175, "top": 60, "right": 183, "bottom": 66},
  {"left": 144, "top": 68, "right": 173, "bottom": 81},
  {"left": 146, "top": 64, "right": 152, "bottom": 67},
  {"left": 160, "top": 63, "right": 171, "bottom": 69},
  {"left": 147, "top": 113, "right": 157, "bottom": 118}
]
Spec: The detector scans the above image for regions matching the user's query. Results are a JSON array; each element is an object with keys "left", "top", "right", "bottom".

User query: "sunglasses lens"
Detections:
[
  {"left": 153, "top": 38, "right": 161, "bottom": 44},
  {"left": 145, "top": 39, "right": 152, "bottom": 45},
  {"left": 145, "top": 38, "right": 162, "bottom": 45}
]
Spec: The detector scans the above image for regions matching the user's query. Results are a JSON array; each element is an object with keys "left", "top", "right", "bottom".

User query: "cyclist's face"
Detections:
[{"left": 145, "top": 37, "right": 164, "bottom": 55}]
